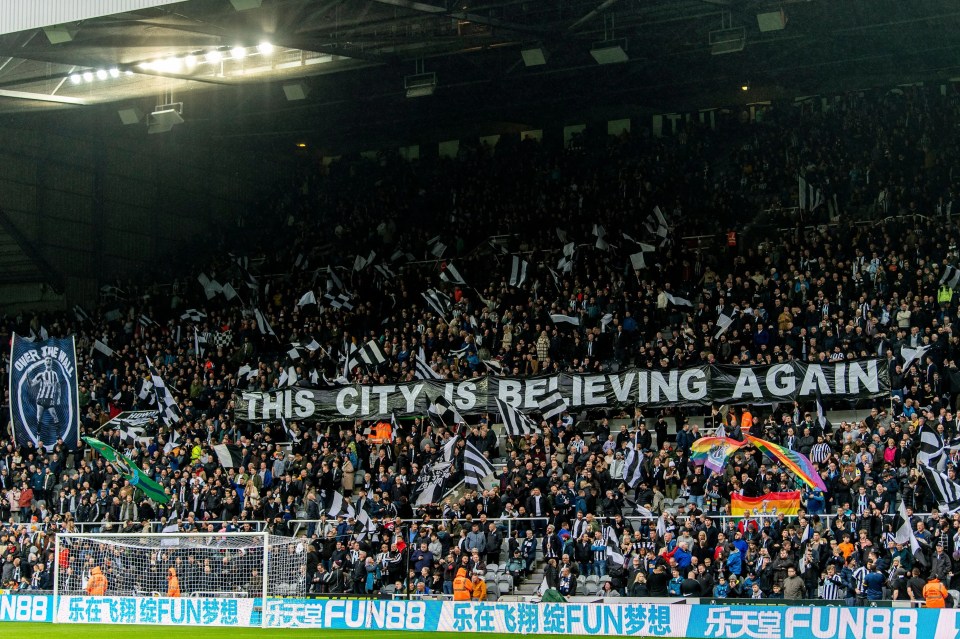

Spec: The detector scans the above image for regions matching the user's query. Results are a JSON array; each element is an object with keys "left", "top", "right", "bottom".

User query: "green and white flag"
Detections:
[{"left": 83, "top": 436, "right": 169, "bottom": 503}]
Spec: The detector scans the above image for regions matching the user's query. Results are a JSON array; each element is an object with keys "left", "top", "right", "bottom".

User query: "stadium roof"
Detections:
[{"left": 0, "top": 0, "right": 959, "bottom": 148}]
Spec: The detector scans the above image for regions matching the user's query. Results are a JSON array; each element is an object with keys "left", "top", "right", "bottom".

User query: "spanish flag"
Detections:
[{"left": 730, "top": 491, "right": 801, "bottom": 517}]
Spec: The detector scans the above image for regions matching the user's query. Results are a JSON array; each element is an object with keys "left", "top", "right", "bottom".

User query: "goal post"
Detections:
[{"left": 53, "top": 532, "right": 307, "bottom": 627}]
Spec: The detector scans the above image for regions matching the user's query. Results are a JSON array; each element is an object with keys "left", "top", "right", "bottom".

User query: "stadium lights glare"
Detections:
[
  {"left": 184, "top": 54, "right": 197, "bottom": 68},
  {"left": 109, "top": 68, "right": 120, "bottom": 78},
  {"left": 96, "top": 69, "right": 108, "bottom": 80},
  {"left": 82, "top": 71, "right": 94, "bottom": 82},
  {"left": 69, "top": 74, "right": 81, "bottom": 84},
  {"left": 257, "top": 41, "right": 274, "bottom": 55},
  {"left": 206, "top": 50, "right": 223, "bottom": 63},
  {"left": 231, "top": 46, "right": 247, "bottom": 60}
]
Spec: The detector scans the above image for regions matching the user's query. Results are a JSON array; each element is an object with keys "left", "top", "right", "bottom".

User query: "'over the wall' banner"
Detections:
[{"left": 236, "top": 359, "right": 889, "bottom": 422}]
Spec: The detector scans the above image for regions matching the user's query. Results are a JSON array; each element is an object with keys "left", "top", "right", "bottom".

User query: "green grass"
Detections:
[{"left": 1, "top": 624, "right": 630, "bottom": 639}]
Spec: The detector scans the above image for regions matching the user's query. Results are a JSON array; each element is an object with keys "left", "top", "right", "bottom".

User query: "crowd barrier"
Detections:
[{"left": 2, "top": 593, "right": 956, "bottom": 637}]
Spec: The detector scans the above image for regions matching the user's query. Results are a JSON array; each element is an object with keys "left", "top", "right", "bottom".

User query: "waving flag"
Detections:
[
  {"left": 745, "top": 435, "right": 827, "bottom": 491},
  {"left": 690, "top": 437, "right": 747, "bottom": 474},
  {"left": 83, "top": 437, "right": 169, "bottom": 503}
]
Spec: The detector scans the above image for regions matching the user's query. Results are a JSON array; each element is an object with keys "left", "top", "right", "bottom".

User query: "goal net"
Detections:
[{"left": 54, "top": 532, "right": 307, "bottom": 599}]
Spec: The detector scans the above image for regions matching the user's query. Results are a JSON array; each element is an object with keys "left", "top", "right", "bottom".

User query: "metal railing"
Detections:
[{"left": 0, "top": 519, "right": 269, "bottom": 534}]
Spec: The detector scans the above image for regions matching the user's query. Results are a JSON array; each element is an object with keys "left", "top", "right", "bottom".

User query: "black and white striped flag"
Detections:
[
  {"left": 509, "top": 256, "right": 528, "bottom": 287},
  {"left": 356, "top": 509, "right": 378, "bottom": 541},
  {"left": 714, "top": 313, "right": 735, "bottom": 339},
  {"left": 605, "top": 526, "right": 625, "bottom": 565},
  {"left": 213, "top": 444, "right": 243, "bottom": 468},
  {"left": 138, "top": 314, "right": 157, "bottom": 328},
  {"left": 902, "top": 344, "right": 931, "bottom": 371},
  {"left": 297, "top": 291, "right": 317, "bottom": 307},
  {"left": 920, "top": 466, "right": 960, "bottom": 513},
  {"left": 549, "top": 313, "right": 580, "bottom": 327},
  {"left": 327, "top": 491, "right": 356, "bottom": 519},
  {"left": 146, "top": 357, "right": 182, "bottom": 425},
  {"left": 117, "top": 425, "right": 139, "bottom": 448},
  {"left": 941, "top": 265, "right": 960, "bottom": 289},
  {"left": 180, "top": 309, "right": 206, "bottom": 322},
  {"left": 92, "top": 339, "right": 114, "bottom": 357},
  {"left": 440, "top": 262, "right": 466, "bottom": 285},
  {"left": 414, "top": 347, "right": 441, "bottom": 380},
  {"left": 892, "top": 499, "right": 922, "bottom": 553},
  {"left": 918, "top": 423, "right": 947, "bottom": 471},
  {"left": 538, "top": 391, "right": 568, "bottom": 421},
  {"left": 347, "top": 340, "right": 388, "bottom": 370},
  {"left": 374, "top": 264, "right": 396, "bottom": 281},
  {"left": 623, "top": 447, "right": 644, "bottom": 489},
  {"left": 482, "top": 359, "right": 503, "bottom": 375},
  {"left": 463, "top": 440, "right": 495, "bottom": 489},
  {"left": 421, "top": 289, "right": 452, "bottom": 318},
  {"left": 496, "top": 399, "right": 537, "bottom": 437},
  {"left": 665, "top": 293, "right": 693, "bottom": 307},
  {"left": 253, "top": 308, "right": 276, "bottom": 336},
  {"left": 816, "top": 395, "right": 832, "bottom": 434},
  {"left": 428, "top": 395, "right": 464, "bottom": 428},
  {"left": 136, "top": 377, "right": 154, "bottom": 402},
  {"left": 280, "top": 417, "right": 300, "bottom": 443},
  {"left": 194, "top": 327, "right": 206, "bottom": 358}
]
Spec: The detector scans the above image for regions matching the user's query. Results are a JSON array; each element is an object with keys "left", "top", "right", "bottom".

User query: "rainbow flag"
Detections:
[
  {"left": 745, "top": 435, "right": 827, "bottom": 492},
  {"left": 731, "top": 491, "right": 801, "bottom": 517},
  {"left": 690, "top": 436, "right": 746, "bottom": 474}
]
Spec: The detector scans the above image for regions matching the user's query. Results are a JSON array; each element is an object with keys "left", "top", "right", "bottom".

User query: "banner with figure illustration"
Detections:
[{"left": 9, "top": 333, "right": 80, "bottom": 450}]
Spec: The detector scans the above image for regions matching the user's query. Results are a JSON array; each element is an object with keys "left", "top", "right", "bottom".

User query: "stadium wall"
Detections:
[
  {"left": 0, "top": 593, "right": 951, "bottom": 638},
  {"left": 0, "top": 122, "right": 282, "bottom": 308}
]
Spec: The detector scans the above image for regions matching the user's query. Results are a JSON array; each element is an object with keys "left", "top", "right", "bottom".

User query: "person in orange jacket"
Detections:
[
  {"left": 923, "top": 576, "right": 948, "bottom": 608},
  {"left": 86, "top": 566, "right": 108, "bottom": 596},
  {"left": 452, "top": 567, "right": 473, "bottom": 601},
  {"left": 167, "top": 567, "right": 181, "bottom": 597},
  {"left": 471, "top": 573, "right": 488, "bottom": 601}
]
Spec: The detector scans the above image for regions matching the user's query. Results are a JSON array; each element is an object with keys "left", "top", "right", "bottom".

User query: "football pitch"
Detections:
[{"left": 1, "top": 624, "right": 628, "bottom": 639}]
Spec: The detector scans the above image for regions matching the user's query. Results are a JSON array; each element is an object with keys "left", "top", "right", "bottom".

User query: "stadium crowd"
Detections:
[{"left": 3, "top": 85, "right": 960, "bottom": 604}]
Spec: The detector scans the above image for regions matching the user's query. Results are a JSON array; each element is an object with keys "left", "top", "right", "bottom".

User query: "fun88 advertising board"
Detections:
[
  {"left": 263, "top": 601, "right": 960, "bottom": 639},
  {"left": 691, "top": 605, "right": 960, "bottom": 639},
  {"left": 264, "top": 599, "right": 691, "bottom": 634}
]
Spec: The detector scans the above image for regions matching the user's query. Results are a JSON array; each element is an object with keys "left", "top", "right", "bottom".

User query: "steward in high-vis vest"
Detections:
[
  {"left": 938, "top": 284, "right": 953, "bottom": 306},
  {"left": 452, "top": 567, "right": 473, "bottom": 601},
  {"left": 923, "top": 577, "right": 948, "bottom": 608}
]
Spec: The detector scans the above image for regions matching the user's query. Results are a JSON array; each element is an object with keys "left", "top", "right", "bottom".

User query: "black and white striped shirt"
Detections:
[
  {"left": 821, "top": 574, "right": 845, "bottom": 600},
  {"left": 34, "top": 369, "right": 61, "bottom": 402}
]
